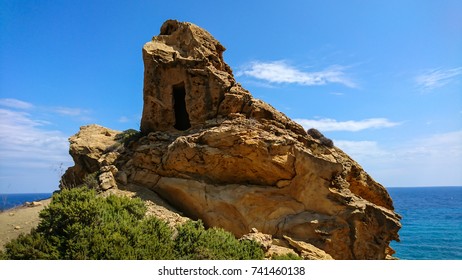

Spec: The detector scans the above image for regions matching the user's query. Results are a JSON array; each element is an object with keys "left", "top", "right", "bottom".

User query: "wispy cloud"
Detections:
[
  {"left": 294, "top": 118, "right": 400, "bottom": 132},
  {"left": 404, "top": 130, "right": 462, "bottom": 159},
  {"left": 0, "top": 98, "right": 34, "bottom": 110},
  {"left": 237, "top": 61, "right": 357, "bottom": 88},
  {"left": 334, "top": 130, "right": 462, "bottom": 186},
  {"left": 50, "top": 106, "right": 93, "bottom": 122},
  {"left": 336, "top": 140, "right": 389, "bottom": 159},
  {"left": 0, "top": 99, "right": 81, "bottom": 192},
  {"left": 53, "top": 106, "right": 90, "bottom": 117},
  {"left": 117, "top": 115, "right": 141, "bottom": 126},
  {"left": 0, "top": 108, "right": 71, "bottom": 168},
  {"left": 415, "top": 67, "right": 462, "bottom": 91},
  {"left": 329, "top": 92, "right": 345, "bottom": 96},
  {"left": 118, "top": 116, "right": 130, "bottom": 123}
]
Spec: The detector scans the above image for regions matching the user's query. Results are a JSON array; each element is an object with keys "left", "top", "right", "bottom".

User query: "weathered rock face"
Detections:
[
  {"left": 140, "top": 19, "right": 232, "bottom": 133},
  {"left": 62, "top": 20, "right": 401, "bottom": 259},
  {"left": 140, "top": 20, "right": 304, "bottom": 137},
  {"left": 60, "top": 124, "right": 121, "bottom": 188}
]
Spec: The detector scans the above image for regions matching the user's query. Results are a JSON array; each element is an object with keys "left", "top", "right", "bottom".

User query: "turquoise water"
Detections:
[
  {"left": 1, "top": 188, "right": 461, "bottom": 259},
  {"left": 388, "top": 187, "right": 462, "bottom": 260},
  {"left": 0, "top": 193, "right": 52, "bottom": 211}
]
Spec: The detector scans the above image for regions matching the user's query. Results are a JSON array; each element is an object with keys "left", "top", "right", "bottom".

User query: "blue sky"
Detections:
[{"left": 1, "top": 0, "right": 461, "bottom": 193}]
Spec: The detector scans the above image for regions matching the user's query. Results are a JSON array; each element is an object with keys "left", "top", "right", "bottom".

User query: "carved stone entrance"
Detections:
[{"left": 172, "top": 83, "right": 191, "bottom": 131}]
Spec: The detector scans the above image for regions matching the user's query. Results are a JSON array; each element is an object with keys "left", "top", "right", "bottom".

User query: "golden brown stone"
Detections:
[{"left": 61, "top": 20, "right": 401, "bottom": 259}]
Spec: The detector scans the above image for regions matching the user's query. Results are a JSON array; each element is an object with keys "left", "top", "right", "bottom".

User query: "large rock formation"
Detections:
[{"left": 61, "top": 20, "right": 401, "bottom": 259}]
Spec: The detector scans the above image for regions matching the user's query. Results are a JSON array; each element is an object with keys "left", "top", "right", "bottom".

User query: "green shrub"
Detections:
[
  {"left": 116, "top": 129, "right": 142, "bottom": 147},
  {"left": 271, "top": 252, "right": 303, "bottom": 260},
  {"left": 3, "top": 230, "right": 60, "bottom": 260},
  {"left": 4, "top": 187, "right": 174, "bottom": 259},
  {"left": 82, "top": 172, "right": 99, "bottom": 190},
  {"left": 175, "top": 220, "right": 264, "bottom": 260},
  {"left": 2, "top": 187, "right": 265, "bottom": 260},
  {"left": 0, "top": 249, "right": 7, "bottom": 260}
]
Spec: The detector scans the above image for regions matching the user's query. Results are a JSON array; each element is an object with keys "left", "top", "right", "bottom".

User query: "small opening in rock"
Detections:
[{"left": 173, "top": 83, "right": 191, "bottom": 131}]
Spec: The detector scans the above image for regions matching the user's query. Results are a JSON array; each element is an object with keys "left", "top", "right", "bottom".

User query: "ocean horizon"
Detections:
[
  {"left": 1, "top": 186, "right": 461, "bottom": 260},
  {"left": 0, "top": 192, "right": 52, "bottom": 212}
]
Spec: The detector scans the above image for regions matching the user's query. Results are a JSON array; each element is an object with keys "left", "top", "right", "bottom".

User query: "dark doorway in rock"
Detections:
[{"left": 173, "top": 83, "right": 191, "bottom": 131}]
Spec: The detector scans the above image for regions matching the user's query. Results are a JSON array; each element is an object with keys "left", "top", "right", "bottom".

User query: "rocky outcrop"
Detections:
[
  {"left": 60, "top": 124, "right": 121, "bottom": 188},
  {"left": 240, "top": 229, "right": 334, "bottom": 260},
  {"left": 282, "top": 235, "right": 334, "bottom": 260},
  {"left": 61, "top": 20, "right": 401, "bottom": 259}
]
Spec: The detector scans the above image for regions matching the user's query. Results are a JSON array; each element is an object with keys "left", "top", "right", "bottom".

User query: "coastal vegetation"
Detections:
[{"left": 0, "top": 187, "right": 264, "bottom": 260}]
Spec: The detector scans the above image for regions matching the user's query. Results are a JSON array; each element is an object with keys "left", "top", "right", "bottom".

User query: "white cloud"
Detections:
[
  {"left": 415, "top": 67, "right": 462, "bottom": 91},
  {"left": 237, "top": 61, "right": 357, "bottom": 88},
  {"left": 118, "top": 116, "right": 130, "bottom": 123},
  {"left": 0, "top": 108, "right": 71, "bottom": 168},
  {"left": 295, "top": 118, "right": 400, "bottom": 132},
  {"left": 53, "top": 107, "right": 90, "bottom": 117},
  {"left": 336, "top": 140, "right": 388, "bottom": 159},
  {"left": 0, "top": 98, "right": 34, "bottom": 109},
  {"left": 0, "top": 99, "right": 99, "bottom": 192},
  {"left": 402, "top": 130, "right": 462, "bottom": 186},
  {"left": 334, "top": 130, "right": 462, "bottom": 187},
  {"left": 403, "top": 130, "right": 462, "bottom": 160}
]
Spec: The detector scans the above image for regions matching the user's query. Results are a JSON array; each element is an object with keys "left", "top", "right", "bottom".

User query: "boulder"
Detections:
[
  {"left": 240, "top": 228, "right": 273, "bottom": 251},
  {"left": 283, "top": 235, "right": 334, "bottom": 260},
  {"left": 60, "top": 124, "right": 121, "bottom": 190}
]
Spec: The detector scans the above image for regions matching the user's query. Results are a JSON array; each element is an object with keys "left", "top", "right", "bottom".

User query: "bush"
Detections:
[
  {"left": 82, "top": 172, "right": 99, "bottom": 190},
  {"left": 2, "top": 230, "right": 60, "bottom": 259},
  {"left": 116, "top": 129, "right": 143, "bottom": 147},
  {"left": 271, "top": 253, "right": 303, "bottom": 260},
  {"left": 0, "top": 249, "right": 7, "bottom": 260},
  {"left": 174, "top": 220, "right": 264, "bottom": 260},
  {"left": 4, "top": 187, "right": 174, "bottom": 259},
  {"left": 2, "top": 187, "right": 265, "bottom": 260},
  {"left": 105, "top": 129, "right": 143, "bottom": 153}
]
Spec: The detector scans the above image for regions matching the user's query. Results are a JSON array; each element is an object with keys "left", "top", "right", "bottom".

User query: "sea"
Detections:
[
  {"left": 388, "top": 186, "right": 462, "bottom": 260},
  {"left": 0, "top": 187, "right": 461, "bottom": 260},
  {"left": 0, "top": 193, "right": 52, "bottom": 212}
]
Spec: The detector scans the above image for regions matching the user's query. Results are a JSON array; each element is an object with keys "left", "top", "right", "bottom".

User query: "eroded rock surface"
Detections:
[{"left": 61, "top": 20, "right": 401, "bottom": 259}]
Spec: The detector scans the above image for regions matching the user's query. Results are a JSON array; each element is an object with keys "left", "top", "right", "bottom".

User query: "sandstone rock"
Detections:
[
  {"left": 62, "top": 20, "right": 401, "bottom": 259},
  {"left": 266, "top": 245, "right": 298, "bottom": 259},
  {"left": 61, "top": 125, "right": 121, "bottom": 188},
  {"left": 24, "top": 201, "right": 42, "bottom": 207},
  {"left": 283, "top": 235, "right": 334, "bottom": 260},
  {"left": 240, "top": 228, "right": 273, "bottom": 251},
  {"left": 98, "top": 165, "right": 118, "bottom": 190},
  {"left": 31, "top": 201, "right": 42, "bottom": 207},
  {"left": 104, "top": 184, "right": 189, "bottom": 229},
  {"left": 116, "top": 171, "right": 128, "bottom": 185},
  {"left": 141, "top": 20, "right": 231, "bottom": 133}
]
